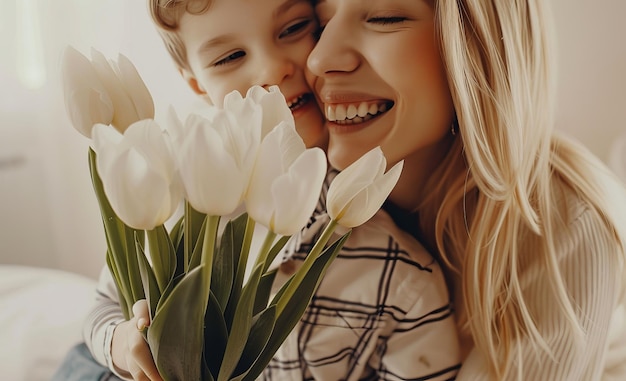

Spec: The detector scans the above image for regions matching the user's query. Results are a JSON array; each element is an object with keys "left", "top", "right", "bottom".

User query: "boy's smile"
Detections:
[{"left": 178, "top": 0, "right": 326, "bottom": 148}]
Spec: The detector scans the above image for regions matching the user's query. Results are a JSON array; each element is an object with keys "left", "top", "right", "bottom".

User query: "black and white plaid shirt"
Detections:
[{"left": 262, "top": 172, "right": 461, "bottom": 380}]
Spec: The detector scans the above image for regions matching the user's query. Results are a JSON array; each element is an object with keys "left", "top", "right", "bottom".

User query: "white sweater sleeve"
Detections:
[{"left": 457, "top": 206, "right": 624, "bottom": 380}]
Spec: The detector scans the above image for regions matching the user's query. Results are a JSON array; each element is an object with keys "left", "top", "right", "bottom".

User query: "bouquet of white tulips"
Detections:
[{"left": 61, "top": 46, "right": 403, "bottom": 381}]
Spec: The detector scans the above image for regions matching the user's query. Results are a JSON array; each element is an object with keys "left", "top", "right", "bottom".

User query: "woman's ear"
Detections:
[{"left": 180, "top": 69, "right": 212, "bottom": 105}]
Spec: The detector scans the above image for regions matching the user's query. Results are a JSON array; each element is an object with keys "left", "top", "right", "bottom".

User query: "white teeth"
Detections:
[
  {"left": 287, "top": 95, "right": 305, "bottom": 109},
  {"left": 325, "top": 101, "right": 391, "bottom": 123},
  {"left": 347, "top": 104, "right": 358, "bottom": 119},
  {"left": 327, "top": 105, "right": 336, "bottom": 121},
  {"left": 357, "top": 103, "right": 369, "bottom": 117},
  {"left": 335, "top": 104, "right": 347, "bottom": 121}
]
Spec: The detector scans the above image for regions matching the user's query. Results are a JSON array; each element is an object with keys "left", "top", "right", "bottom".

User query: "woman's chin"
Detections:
[{"left": 327, "top": 144, "right": 366, "bottom": 171}]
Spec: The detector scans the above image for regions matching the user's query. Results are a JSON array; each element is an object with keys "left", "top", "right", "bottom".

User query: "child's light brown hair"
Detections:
[{"left": 148, "top": 0, "right": 212, "bottom": 71}]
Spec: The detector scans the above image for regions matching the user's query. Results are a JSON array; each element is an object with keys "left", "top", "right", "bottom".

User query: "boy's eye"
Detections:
[
  {"left": 279, "top": 19, "right": 312, "bottom": 38},
  {"left": 367, "top": 16, "right": 408, "bottom": 25},
  {"left": 214, "top": 50, "right": 246, "bottom": 67}
]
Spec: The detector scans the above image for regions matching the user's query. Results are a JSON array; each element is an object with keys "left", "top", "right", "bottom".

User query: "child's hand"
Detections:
[{"left": 111, "top": 300, "right": 163, "bottom": 381}]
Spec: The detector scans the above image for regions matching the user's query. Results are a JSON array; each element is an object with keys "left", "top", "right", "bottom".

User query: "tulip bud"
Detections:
[
  {"left": 224, "top": 85, "right": 294, "bottom": 138},
  {"left": 327, "top": 147, "right": 403, "bottom": 228},
  {"left": 246, "top": 122, "right": 327, "bottom": 236},
  {"left": 172, "top": 106, "right": 261, "bottom": 216},
  {"left": 92, "top": 121, "right": 182, "bottom": 230},
  {"left": 61, "top": 46, "right": 154, "bottom": 137}
]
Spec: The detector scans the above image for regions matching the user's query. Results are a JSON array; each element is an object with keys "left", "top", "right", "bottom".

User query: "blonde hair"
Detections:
[
  {"left": 415, "top": 0, "right": 626, "bottom": 379},
  {"left": 148, "top": 0, "right": 213, "bottom": 71}
]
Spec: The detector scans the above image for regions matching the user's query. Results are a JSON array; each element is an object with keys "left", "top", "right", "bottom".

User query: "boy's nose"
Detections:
[{"left": 257, "top": 53, "right": 296, "bottom": 88}]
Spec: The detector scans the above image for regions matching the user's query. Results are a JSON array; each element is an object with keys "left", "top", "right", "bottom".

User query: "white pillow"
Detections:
[{"left": 0, "top": 266, "right": 97, "bottom": 381}]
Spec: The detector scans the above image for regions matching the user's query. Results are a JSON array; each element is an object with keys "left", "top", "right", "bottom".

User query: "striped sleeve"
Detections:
[{"left": 82, "top": 265, "right": 131, "bottom": 380}]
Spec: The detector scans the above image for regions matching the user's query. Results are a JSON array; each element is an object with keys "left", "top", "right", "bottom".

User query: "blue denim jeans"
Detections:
[{"left": 51, "top": 342, "right": 123, "bottom": 381}]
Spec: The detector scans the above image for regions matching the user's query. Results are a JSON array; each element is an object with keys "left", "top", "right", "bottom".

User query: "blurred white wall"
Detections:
[{"left": 0, "top": 0, "right": 624, "bottom": 279}]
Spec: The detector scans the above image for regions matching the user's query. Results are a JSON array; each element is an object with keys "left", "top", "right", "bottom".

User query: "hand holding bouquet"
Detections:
[{"left": 61, "top": 46, "right": 403, "bottom": 381}]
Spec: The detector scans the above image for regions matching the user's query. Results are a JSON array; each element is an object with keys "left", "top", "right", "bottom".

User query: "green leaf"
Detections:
[
  {"left": 212, "top": 219, "right": 240, "bottom": 313},
  {"left": 242, "top": 232, "right": 350, "bottom": 381},
  {"left": 106, "top": 251, "right": 131, "bottom": 319},
  {"left": 148, "top": 266, "right": 209, "bottom": 381},
  {"left": 135, "top": 235, "right": 161, "bottom": 318},
  {"left": 202, "top": 367, "right": 216, "bottom": 381},
  {"left": 188, "top": 216, "right": 208, "bottom": 271},
  {"left": 232, "top": 305, "right": 276, "bottom": 380},
  {"left": 262, "top": 236, "right": 291, "bottom": 273},
  {"left": 253, "top": 269, "right": 277, "bottom": 316},
  {"left": 169, "top": 214, "right": 184, "bottom": 248},
  {"left": 203, "top": 291, "right": 228, "bottom": 379},
  {"left": 146, "top": 225, "right": 177, "bottom": 293},
  {"left": 217, "top": 263, "right": 263, "bottom": 381},
  {"left": 89, "top": 149, "right": 150, "bottom": 313},
  {"left": 223, "top": 214, "right": 251, "bottom": 328},
  {"left": 184, "top": 202, "right": 207, "bottom": 272}
]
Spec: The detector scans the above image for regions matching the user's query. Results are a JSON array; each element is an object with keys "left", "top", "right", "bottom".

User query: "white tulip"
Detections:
[
  {"left": 224, "top": 85, "right": 294, "bottom": 138},
  {"left": 61, "top": 46, "right": 154, "bottom": 137},
  {"left": 246, "top": 122, "right": 327, "bottom": 236},
  {"left": 173, "top": 106, "right": 261, "bottom": 216},
  {"left": 92, "top": 121, "right": 182, "bottom": 230},
  {"left": 327, "top": 147, "right": 403, "bottom": 228}
]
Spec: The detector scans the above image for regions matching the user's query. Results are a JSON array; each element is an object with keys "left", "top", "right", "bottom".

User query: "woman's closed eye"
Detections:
[
  {"left": 367, "top": 16, "right": 408, "bottom": 26},
  {"left": 213, "top": 50, "right": 246, "bottom": 67}
]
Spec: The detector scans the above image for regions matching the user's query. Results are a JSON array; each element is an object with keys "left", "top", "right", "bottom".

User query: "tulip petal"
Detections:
[
  {"left": 106, "top": 149, "right": 171, "bottom": 229},
  {"left": 336, "top": 161, "right": 404, "bottom": 227},
  {"left": 90, "top": 48, "right": 141, "bottom": 132},
  {"left": 271, "top": 148, "right": 327, "bottom": 235},
  {"left": 326, "top": 147, "right": 404, "bottom": 227},
  {"left": 246, "top": 123, "right": 303, "bottom": 228},
  {"left": 92, "top": 122, "right": 182, "bottom": 230},
  {"left": 61, "top": 46, "right": 114, "bottom": 137},
  {"left": 327, "top": 147, "right": 386, "bottom": 220},
  {"left": 176, "top": 113, "right": 251, "bottom": 216},
  {"left": 116, "top": 53, "right": 155, "bottom": 121}
]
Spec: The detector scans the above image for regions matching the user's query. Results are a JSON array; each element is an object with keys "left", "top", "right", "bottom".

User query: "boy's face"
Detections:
[{"left": 179, "top": 0, "right": 326, "bottom": 148}]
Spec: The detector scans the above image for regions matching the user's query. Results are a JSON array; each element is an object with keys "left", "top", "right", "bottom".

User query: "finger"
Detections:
[
  {"left": 132, "top": 299, "right": 151, "bottom": 329},
  {"left": 127, "top": 359, "right": 151, "bottom": 381},
  {"left": 128, "top": 332, "right": 163, "bottom": 381}
]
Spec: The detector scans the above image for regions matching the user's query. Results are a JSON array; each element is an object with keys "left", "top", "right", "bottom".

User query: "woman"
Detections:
[{"left": 307, "top": 0, "right": 626, "bottom": 379}]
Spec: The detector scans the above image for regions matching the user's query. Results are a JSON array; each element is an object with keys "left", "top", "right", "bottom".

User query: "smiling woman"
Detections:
[{"left": 307, "top": 0, "right": 626, "bottom": 380}]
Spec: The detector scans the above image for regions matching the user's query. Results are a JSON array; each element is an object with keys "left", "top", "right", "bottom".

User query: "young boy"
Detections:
[{"left": 53, "top": 0, "right": 460, "bottom": 380}]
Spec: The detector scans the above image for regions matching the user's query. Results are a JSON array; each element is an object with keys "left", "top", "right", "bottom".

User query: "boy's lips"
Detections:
[{"left": 324, "top": 101, "right": 393, "bottom": 125}]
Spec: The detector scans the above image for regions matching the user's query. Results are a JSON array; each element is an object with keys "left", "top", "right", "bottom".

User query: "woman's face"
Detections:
[{"left": 308, "top": 0, "right": 455, "bottom": 170}]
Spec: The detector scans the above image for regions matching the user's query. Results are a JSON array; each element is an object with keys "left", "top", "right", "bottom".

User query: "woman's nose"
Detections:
[
  {"left": 307, "top": 20, "right": 360, "bottom": 76},
  {"left": 256, "top": 52, "right": 295, "bottom": 88}
]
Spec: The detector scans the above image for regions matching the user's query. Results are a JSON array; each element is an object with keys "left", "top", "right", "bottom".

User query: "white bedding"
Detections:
[{"left": 0, "top": 265, "right": 97, "bottom": 381}]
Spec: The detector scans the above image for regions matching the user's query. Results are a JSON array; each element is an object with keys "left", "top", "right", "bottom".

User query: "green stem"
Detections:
[
  {"left": 201, "top": 215, "right": 221, "bottom": 291},
  {"left": 275, "top": 219, "right": 338, "bottom": 315},
  {"left": 184, "top": 201, "right": 192, "bottom": 274}
]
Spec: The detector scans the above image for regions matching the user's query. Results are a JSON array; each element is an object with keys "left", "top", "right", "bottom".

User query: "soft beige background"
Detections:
[{"left": 0, "top": 0, "right": 625, "bottom": 279}]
